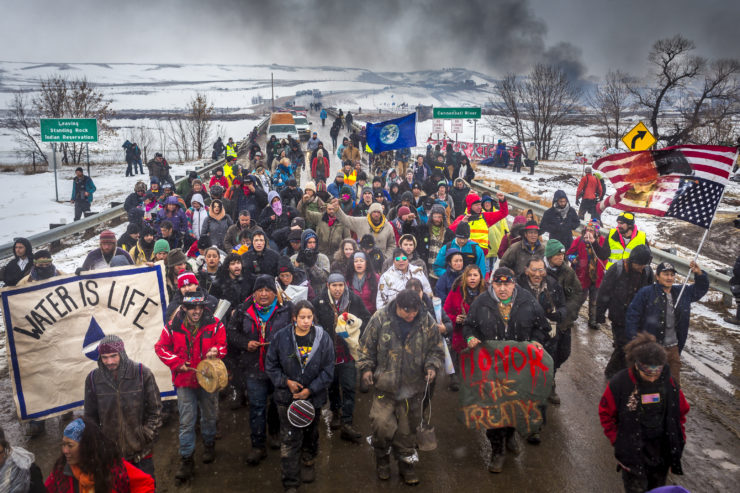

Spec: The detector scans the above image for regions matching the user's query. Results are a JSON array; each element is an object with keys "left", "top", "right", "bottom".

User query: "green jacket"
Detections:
[
  {"left": 357, "top": 299, "right": 444, "bottom": 398},
  {"left": 547, "top": 261, "right": 583, "bottom": 326}
]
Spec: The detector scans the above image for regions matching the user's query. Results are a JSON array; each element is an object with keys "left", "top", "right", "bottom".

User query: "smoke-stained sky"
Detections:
[{"left": 1, "top": 0, "right": 738, "bottom": 80}]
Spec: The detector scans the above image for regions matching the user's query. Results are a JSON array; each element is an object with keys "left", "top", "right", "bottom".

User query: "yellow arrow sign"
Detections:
[{"left": 622, "top": 122, "right": 656, "bottom": 151}]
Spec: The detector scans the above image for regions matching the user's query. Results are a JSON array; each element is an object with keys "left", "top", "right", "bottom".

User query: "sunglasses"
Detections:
[
  {"left": 636, "top": 361, "right": 663, "bottom": 377},
  {"left": 394, "top": 256, "right": 408, "bottom": 261}
]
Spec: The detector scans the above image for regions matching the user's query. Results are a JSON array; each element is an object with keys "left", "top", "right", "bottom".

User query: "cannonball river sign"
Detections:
[{"left": 40, "top": 118, "right": 99, "bottom": 142}]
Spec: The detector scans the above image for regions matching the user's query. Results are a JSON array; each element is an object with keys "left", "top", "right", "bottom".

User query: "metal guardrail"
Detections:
[
  {"left": 0, "top": 116, "right": 271, "bottom": 261},
  {"left": 471, "top": 180, "right": 733, "bottom": 297}
]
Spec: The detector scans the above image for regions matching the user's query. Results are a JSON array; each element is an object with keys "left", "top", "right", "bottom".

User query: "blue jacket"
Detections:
[
  {"left": 435, "top": 266, "right": 462, "bottom": 300},
  {"left": 265, "top": 324, "right": 335, "bottom": 409},
  {"left": 320, "top": 109, "right": 327, "bottom": 119},
  {"left": 327, "top": 180, "right": 355, "bottom": 200},
  {"left": 625, "top": 272, "right": 709, "bottom": 352},
  {"left": 433, "top": 240, "right": 486, "bottom": 278},
  {"left": 71, "top": 176, "right": 96, "bottom": 203}
]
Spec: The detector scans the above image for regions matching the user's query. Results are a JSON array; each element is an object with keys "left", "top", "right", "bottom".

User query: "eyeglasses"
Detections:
[{"left": 394, "top": 256, "right": 408, "bottom": 261}]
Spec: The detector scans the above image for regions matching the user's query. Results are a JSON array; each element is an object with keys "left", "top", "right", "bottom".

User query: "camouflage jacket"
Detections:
[{"left": 357, "top": 299, "right": 444, "bottom": 399}]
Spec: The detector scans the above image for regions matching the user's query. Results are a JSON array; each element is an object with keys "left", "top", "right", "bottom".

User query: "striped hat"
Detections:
[{"left": 287, "top": 399, "right": 315, "bottom": 428}]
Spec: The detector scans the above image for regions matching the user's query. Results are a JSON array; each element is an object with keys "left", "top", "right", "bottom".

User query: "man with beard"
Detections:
[
  {"left": 417, "top": 204, "right": 455, "bottom": 279},
  {"left": 80, "top": 230, "right": 133, "bottom": 271},
  {"left": 129, "top": 224, "right": 157, "bottom": 265},
  {"left": 353, "top": 186, "right": 375, "bottom": 217},
  {"left": 223, "top": 210, "right": 257, "bottom": 253},
  {"left": 242, "top": 229, "right": 280, "bottom": 293},
  {"left": 118, "top": 223, "right": 140, "bottom": 252},
  {"left": 228, "top": 275, "right": 293, "bottom": 465},
  {"left": 84, "top": 335, "right": 162, "bottom": 478},
  {"left": 327, "top": 172, "right": 347, "bottom": 200},
  {"left": 389, "top": 206, "right": 418, "bottom": 244},
  {"left": 300, "top": 194, "right": 350, "bottom": 257},
  {"left": 291, "top": 229, "right": 331, "bottom": 291},
  {"left": 539, "top": 190, "right": 580, "bottom": 251}
]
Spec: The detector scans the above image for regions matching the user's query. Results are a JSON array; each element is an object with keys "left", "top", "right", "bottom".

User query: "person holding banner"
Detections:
[
  {"left": 154, "top": 290, "right": 227, "bottom": 482},
  {"left": 463, "top": 267, "right": 550, "bottom": 473},
  {"left": 357, "top": 289, "right": 444, "bottom": 485},
  {"left": 80, "top": 230, "right": 133, "bottom": 272},
  {"left": 84, "top": 335, "right": 162, "bottom": 479},
  {"left": 265, "top": 300, "right": 335, "bottom": 491}
]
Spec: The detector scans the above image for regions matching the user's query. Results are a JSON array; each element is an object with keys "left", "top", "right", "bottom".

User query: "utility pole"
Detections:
[{"left": 271, "top": 72, "right": 275, "bottom": 112}]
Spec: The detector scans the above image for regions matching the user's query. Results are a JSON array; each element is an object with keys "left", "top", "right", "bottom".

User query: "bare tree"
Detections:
[
  {"left": 488, "top": 73, "right": 526, "bottom": 145},
  {"left": 520, "top": 64, "right": 582, "bottom": 160},
  {"left": 629, "top": 36, "right": 740, "bottom": 146},
  {"left": 588, "top": 70, "right": 632, "bottom": 148},
  {"left": 187, "top": 93, "right": 214, "bottom": 159},
  {"left": 166, "top": 118, "right": 191, "bottom": 163},
  {"left": 7, "top": 91, "right": 49, "bottom": 166},
  {"left": 134, "top": 125, "right": 155, "bottom": 164}
]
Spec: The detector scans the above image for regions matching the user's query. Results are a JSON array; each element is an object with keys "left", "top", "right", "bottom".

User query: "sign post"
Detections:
[
  {"left": 40, "top": 118, "right": 99, "bottom": 203},
  {"left": 451, "top": 119, "right": 463, "bottom": 142},
  {"left": 621, "top": 121, "right": 656, "bottom": 151},
  {"left": 433, "top": 119, "right": 444, "bottom": 141}
]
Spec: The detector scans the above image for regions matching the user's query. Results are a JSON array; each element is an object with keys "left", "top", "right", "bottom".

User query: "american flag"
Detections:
[{"left": 594, "top": 145, "right": 737, "bottom": 228}]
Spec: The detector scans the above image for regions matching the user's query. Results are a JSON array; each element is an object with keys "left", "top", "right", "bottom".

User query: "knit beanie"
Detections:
[
  {"left": 153, "top": 239, "right": 170, "bottom": 255},
  {"left": 397, "top": 206, "right": 411, "bottom": 218},
  {"left": 166, "top": 248, "right": 187, "bottom": 267},
  {"left": 126, "top": 223, "right": 140, "bottom": 235},
  {"left": 98, "top": 334, "right": 125, "bottom": 355},
  {"left": 456, "top": 222, "right": 471, "bottom": 238},
  {"left": 253, "top": 274, "right": 277, "bottom": 293},
  {"left": 177, "top": 271, "right": 199, "bottom": 289},
  {"left": 545, "top": 239, "right": 565, "bottom": 258},
  {"left": 100, "top": 230, "right": 116, "bottom": 244}
]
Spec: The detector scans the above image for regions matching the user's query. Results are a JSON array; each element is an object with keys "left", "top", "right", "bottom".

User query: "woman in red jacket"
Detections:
[
  {"left": 209, "top": 167, "right": 230, "bottom": 189},
  {"left": 345, "top": 251, "right": 379, "bottom": 313},
  {"left": 45, "top": 417, "right": 154, "bottom": 493},
  {"left": 444, "top": 264, "right": 486, "bottom": 354},
  {"left": 566, "top": 220, "right": 606, "bottom": 330}
]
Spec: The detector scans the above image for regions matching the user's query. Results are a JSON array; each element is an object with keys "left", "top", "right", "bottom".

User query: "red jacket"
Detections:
[
  {"left": 576, "top": 174, "right": 603, "bottom": 201},
  {"left": 311, "top": 156, "right": 330, "bottom": 181},
  {"left": 45, "top": 460, "right": 154, "bottom": 493},
  {"left": 348, "top": 273, "right": 379, "bottom": 314},
  {"left": 449, "top": 194, "right": 509, "bottom": 254},
  {"left": 566, "top": 236, "right": 605, "bottom": 289},
  {"left": 443, "top": 284, "right": 476, "bottom": 353},
  {"left": 209, "top": 175, "right": 229, "bottom": 189},
  {"left": 154, "top": 310, "right": 227, "bottom": 388}
]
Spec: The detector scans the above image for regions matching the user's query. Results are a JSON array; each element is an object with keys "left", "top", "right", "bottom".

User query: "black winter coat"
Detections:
[
  {"left": 539, "top": 190, "right": 580, "bottom": 250},
  {"left": 241, "top": 248, "right": 281, "bottom": 293},
  {"left": 228, "top": 297, "right": 294, "bottom": 379},
  {"left": 258, "top": 205, "right": 300, "bottom": 241},
  {"left": 233, "top": 186, "right": 268, "bottom": 221},
  {"left": 463, "top": 286, "right": 550, "bottom": 344},
  {"left": 3, "top": 238, "right": 33, "bottom": 286},
  {"left": 516, "top": 273, "right": 567, "bottom": 325},
  {"left": 596, "top": 260, "right": 654, "bottom": 339},
  {"left": 265, "top": 324, "right": 335, "bottom": 409},
  {"left": 210, "top": 274, "right": 251, "bottom": 325},
  {"left": 124, "top": 192, "right": 143, "bottom": 213}
]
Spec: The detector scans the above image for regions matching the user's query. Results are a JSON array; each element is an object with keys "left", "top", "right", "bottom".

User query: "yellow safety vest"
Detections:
[
  {"left": 223, "top": 163, "right": 234, "bottom": 186},
  {"left": 469, "top": 215, "right": 490, "bottom": 252},
  {"left": 344, "top": 170, "right": 357, "bottom": 187},
  {"left": 606, "top": 228, "right": 647, "bottom": 270},
  {"left": 226, "top": 144, "right": 237, "bottom": 159}
]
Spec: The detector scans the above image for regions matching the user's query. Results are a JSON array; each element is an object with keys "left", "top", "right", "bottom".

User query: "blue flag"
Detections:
[{"left": 366, "top": 113, "right": 417, "bottom": 153}]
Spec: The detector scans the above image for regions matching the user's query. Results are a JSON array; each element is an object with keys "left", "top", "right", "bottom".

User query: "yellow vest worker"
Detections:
[
  {"left": 226, "top": 143, "right": 237, "bottom": 161},
  {"left": 223, "top": 162, "right": 234, "bottom": 186},
  {"left": 605, "top": 212, "right": 648, "bottom": 270},
  {"left": 343, "top": 169, "right": 357, "bottom": 187}
]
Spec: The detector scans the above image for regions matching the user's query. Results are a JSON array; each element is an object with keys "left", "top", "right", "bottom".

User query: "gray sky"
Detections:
[{"left": 1, "top": 0, "right": 737, "bottom": 80}]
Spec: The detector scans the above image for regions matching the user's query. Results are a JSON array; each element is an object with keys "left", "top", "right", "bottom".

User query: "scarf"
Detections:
[
  {"left": 327, "top": 215, "right": 337, "bottom": 227},
  {"left": 557, "top": 203, "right": 570, "bottom": 220},
  {"left": 209, "top": 203, "right": 226, "bottom": 221},
  {"left": 367, "top": 214, "right": 386, "bottom": 233},
  {"left": 352, "top": 273, "right": 366, "bottom": 293},
  {"left": 70, "top": 464, "right": 95, "bottom": 493},
  {"left": 30, "top": 265, "right": 58, "bottom": 281},
  {"left": 255, "top": 298, "right": 278, "bottom": 371}
]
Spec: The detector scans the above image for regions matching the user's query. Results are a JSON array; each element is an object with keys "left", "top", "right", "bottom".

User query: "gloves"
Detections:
[{"left": 575, "top": 198, "right": 581, "bottom": 206}]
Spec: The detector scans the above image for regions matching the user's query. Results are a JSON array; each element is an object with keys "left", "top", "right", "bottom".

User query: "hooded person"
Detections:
[
  {"left": 17, "top": 249, "right": 64, "bottom": 286},
  {"left": 279, "top": 178, "right": 303, "bottom": 210},
  {"left": 83, "top": 335, "right": 162, "bottom": 477},
  {"left": 291, "top": 229, "right": 331, "bottom": 290},
  {"left": 231, "top": 174, "right": 269, "bottom": 221},
  {"left": 539, "top": 189, "right": 580, "bottom": 251},
  {"left": 3, "top": 237, "right": 33, "bottom": 286},
  {"left": 81, "top": 230, "right": 134, "bottom": 272},
  {"left": 0, "top": 425, "right": 45, "bottom": 492},
  {"left": 242, "top": 228, "right": 281, "bottom": 293},
  {"left": 187, "top": 193, "right": 209, "bottom": 240},
  {"left": 449, "top": 192, "right": 509, "bottom": 256},
  {"left": 117, "top": 223, "right": 140, "bottom": 252},
  {"left": 434, "top": 248, "right": 465, "bottom": 300},
  {"left": 201, "top": 199, "right": 233, "bottom": 251},
  {"left": 333, "top": 200, "right": 397, "bottom": 260},
  {"left": 433, "top": 222, "right": 487, "bottom": 279},
  {"left": 338, "top": 184, "right": 356, "bottom": 214},
  {"left": 449, "top": 178, "right": 470, "bottom": 218},
  {"left": 129, "top": 224, "right": 158, "bottom": 265},
  {"left": 259, "top": 191, "right": 299, "bottom": 242},
  {"left": 156, "top": 195, "right": 189, "bottom": 240}
]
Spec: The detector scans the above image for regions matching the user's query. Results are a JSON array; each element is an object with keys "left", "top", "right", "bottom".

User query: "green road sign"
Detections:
[
  {"left": 40, "top": 118, "right": 98, "bottom": 142},
  {"left": 433, "top": 107, "right": 481, "bottom": 119}
]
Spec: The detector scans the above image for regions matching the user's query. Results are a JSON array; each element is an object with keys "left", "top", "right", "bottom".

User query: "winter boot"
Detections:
[
  {"left": 588, "top": 300, "right": 599, "bottom": 329},
  {"left": 526, "top": 432, "right": 541, "bottom": 445},
  {"left": 202, "top": 443, "right": 216, "bottom": 464},
  {"left": 375, "top": 453, "right": 391, "bottom": 480},
  {"left": 268, "top": 433, "right": 282, "bottom": 450},
  {"left": 505, "top": 432, "right": 522, "bottom": 455},
  {"left": 330, "top": 412, "right": 341, "bottom": 430},
  {"left": 398, "top": 460, "right": 420, "bottom": 485},
  {"left": 301, "top": 457, "right": 316, "bottom": 483},
  {"left": 340, "top": 423, "right": 362, "bottom": 443},
  {"left": 245, "top": 447, "right": 267, "bottom": 465},
  {"left": 447, "top": 373, "right": 460, "bottom": 392},
  {"left": 548, "top": 384, "right": 561, "bottom": 405},
  {"left": 488, "top": 449, "right": 505, "bottom": 473},
  {"left": 175, "top": 455, "right": 194, "bottom": 482}
]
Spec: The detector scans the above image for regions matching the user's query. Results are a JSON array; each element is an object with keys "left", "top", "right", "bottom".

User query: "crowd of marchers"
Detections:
[{"left": 1, "top": 108, "right": 733, "bottom": 493}]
